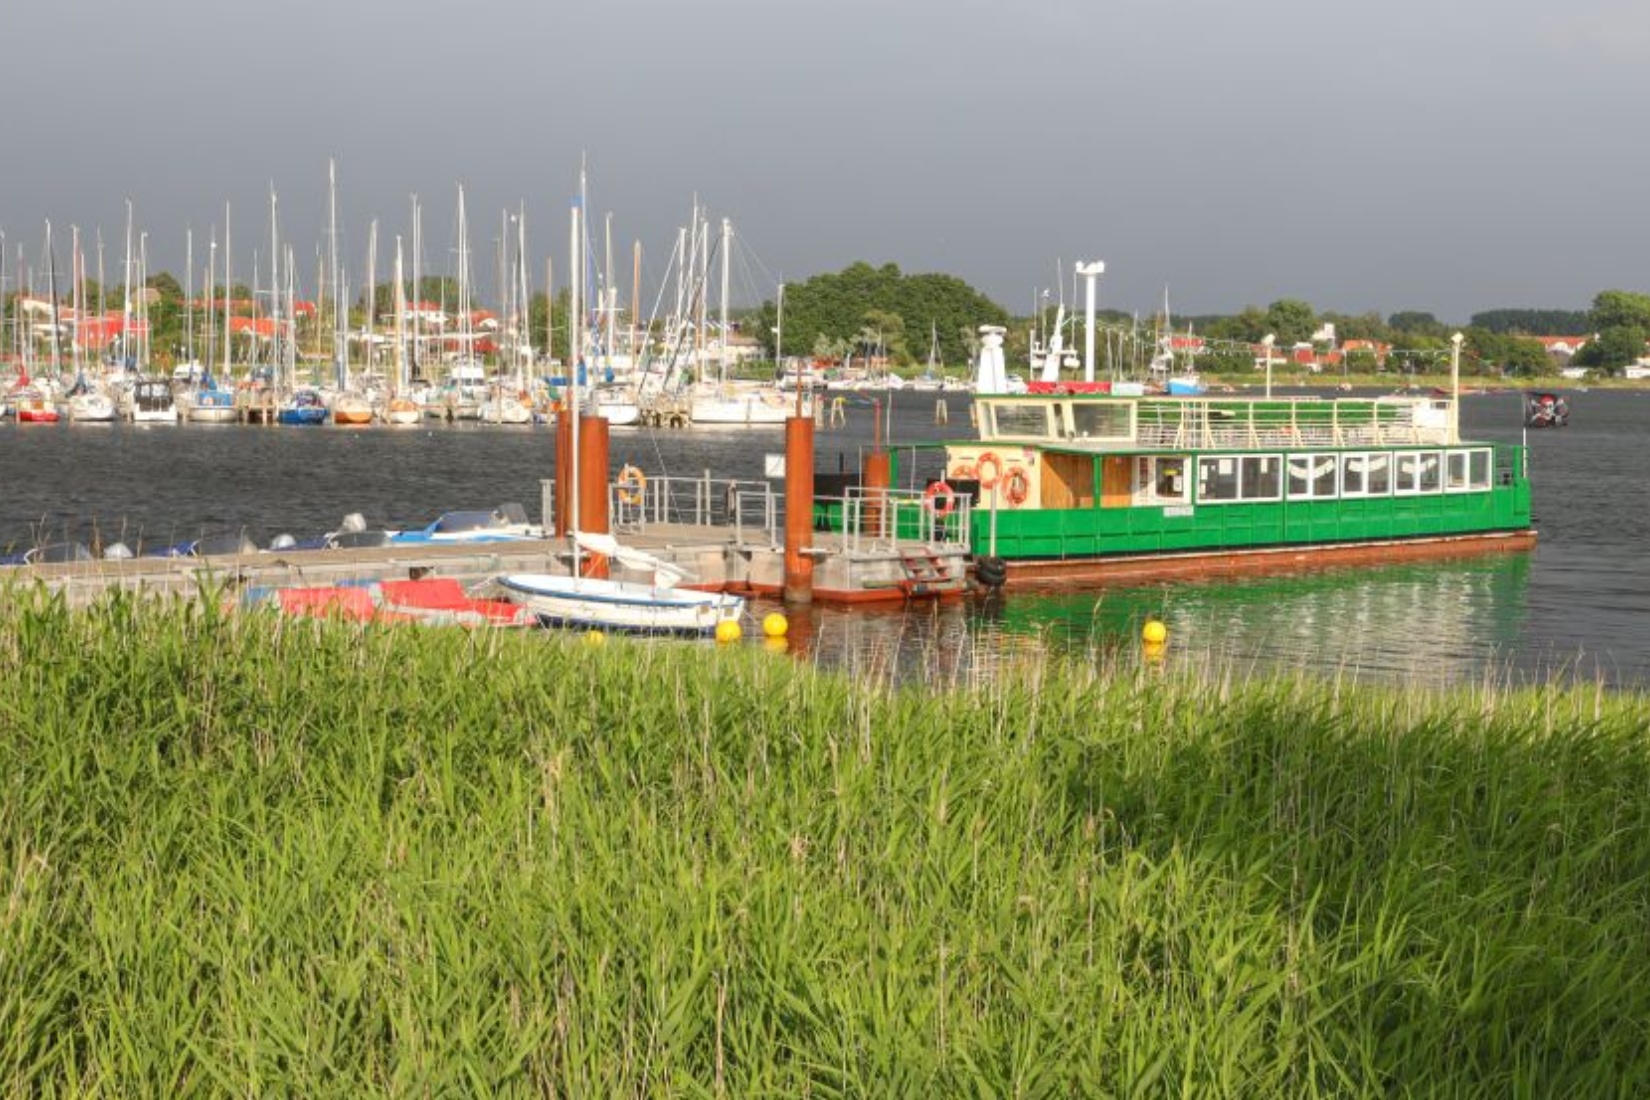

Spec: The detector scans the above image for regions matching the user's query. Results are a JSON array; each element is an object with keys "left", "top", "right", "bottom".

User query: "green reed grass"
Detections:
[{"left": 2, "top": 587, "right": 1649, "bottom": 1096}]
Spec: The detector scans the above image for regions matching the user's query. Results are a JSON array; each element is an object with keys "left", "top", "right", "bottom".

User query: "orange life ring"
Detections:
[
  {"left": 923, "top": 480, "right": 957, "bottom": 518},
  {"left": 975, "top": 451, "right": 1003, "bottom": 489},
  {"left": 949, "top": 461, "right": 977, "bottom": 481},
  {"left": 1001, "top": 465, "right": 1031, "bottom": 506},
  {"left": 616, "top": 464, "right": 647, "bottom": 506}
]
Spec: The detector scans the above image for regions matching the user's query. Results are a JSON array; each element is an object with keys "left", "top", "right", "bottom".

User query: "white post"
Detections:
[
  {"left": 1077, "top": 261, "right": 1104, "bottom": 383},
  {"left": 1450, "top": 331, "right": 1463, "bottom": 443},
  {"left": 1262, "top": 333, "right": 1276, "bottom": 398}
]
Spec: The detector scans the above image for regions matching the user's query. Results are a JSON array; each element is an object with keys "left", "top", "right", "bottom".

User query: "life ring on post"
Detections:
[
  {"left": 616, "top": 464, "right": 647, "bottom": 506},
  {"left": 923, "top": 480, "right": 957, "bottom": 518},
  {"left": 1001, "top": 465, "right": 1031, "bottom": 507},
  {"left": 974, "top": 451, "right": 1003, "bottom": 490}
]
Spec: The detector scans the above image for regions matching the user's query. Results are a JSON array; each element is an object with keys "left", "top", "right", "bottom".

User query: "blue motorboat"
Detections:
[
  {"left": 276, "top": 388, "right": 329, "bottom": 426},
  {"left": 388, "top": 502, "right": 540, "bottom": 545}
]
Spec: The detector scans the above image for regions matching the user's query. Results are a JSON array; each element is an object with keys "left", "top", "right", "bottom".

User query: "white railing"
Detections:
[{"left": 595, "top": 475, "right": 971, "bottom": 553}]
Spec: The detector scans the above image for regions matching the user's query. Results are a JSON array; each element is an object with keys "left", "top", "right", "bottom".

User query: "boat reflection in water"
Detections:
[{"left": 772, "top": 554, "right": 1541, "bottom": 690}]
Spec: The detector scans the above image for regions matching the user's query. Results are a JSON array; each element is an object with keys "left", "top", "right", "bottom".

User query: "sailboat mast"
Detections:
[
  {"left": 393, "top": 237, "right": 406, "bottom": 395},
  {"left": 269, "top": 186, "right": 280, "bottom": 384},
  {"left": 568, "top": 193, "right": 582, "bottom": 540},
  {"left": 630, "top": 240, "right": 641, "bottom": 368},
  {"left": 365, "top": 219, "right": 377, "bottom": 377},
  {"left": 329, "top": 158, "right": 344, "bottom": 388},
  {"left": 222, "top": 203, "right": 233, "bottom": 379},
  {"left": 718, "top": 216, "right": 731, "bottom": 383},
  {"left": 44, "top": 222, "right": 62, "bottom": 377},
  {"left": 185, "top": 228, "right": 193, "bottom": 367}
]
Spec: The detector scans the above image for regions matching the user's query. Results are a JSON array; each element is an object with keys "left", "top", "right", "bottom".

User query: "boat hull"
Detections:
[
  {"left": 983, "top": 528, "right": 1538, "bottom": 589},
  {"left": 498, "top": 573, "right": 745, "bottom": 635}
]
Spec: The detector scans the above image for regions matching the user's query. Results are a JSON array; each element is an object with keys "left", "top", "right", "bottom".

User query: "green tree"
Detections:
[
  {"left": 1573, "top": 326, "right": 1646, "bottom": 377},
  {"left": 1589, "top": 290, "right": 1650, "bottom": 332},
  {"left": 1388, "top": 311, "right": 1446, "bottom": 337},
  {"left": 752, "top": 264, "right": 1006, "bottom": 367},
  {"left": 1263, "top": 299, "right": 1318, "bottom": 345}
]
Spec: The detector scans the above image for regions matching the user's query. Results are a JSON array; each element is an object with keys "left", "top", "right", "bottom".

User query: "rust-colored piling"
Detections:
[
  {"left": 577, "top": 414, "right": 611, "bottom": 578},
  {"left": 783, "top": 414, "right": 815, "bottom": 604},
  {"left": 553, "top": 397, "right": 572, "bottom": 538}
]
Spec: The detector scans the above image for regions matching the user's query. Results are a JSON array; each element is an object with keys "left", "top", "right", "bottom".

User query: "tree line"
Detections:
[{"left": 8, "top": 265, "right": 1649, "bottom": 378}]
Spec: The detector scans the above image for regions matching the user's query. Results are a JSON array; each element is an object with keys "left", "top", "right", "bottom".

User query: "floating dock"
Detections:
[{"left": 3, "top": 478, "right": 972, "bottom": 608}]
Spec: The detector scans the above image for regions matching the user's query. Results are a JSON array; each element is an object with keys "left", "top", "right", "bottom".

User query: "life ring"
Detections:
[
  {"left": 1001, "top": 465, "right": 1031, "bottom": 506},
  {"left": 616, "top": 464, "right": 647, "bottom": 506},
  {"left": 975, "top": 451, "right": 1003, "bottom": 489},
  {"left": 923, "top": 480, "right": 957, "bottom": 518},
  {"left": 949, "top": 462, "right": 977, "bottom": 481}
]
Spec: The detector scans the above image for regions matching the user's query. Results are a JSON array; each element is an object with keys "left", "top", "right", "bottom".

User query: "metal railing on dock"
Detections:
[{"left": 598, "top": 475, "right": 970, "bottom": 555}]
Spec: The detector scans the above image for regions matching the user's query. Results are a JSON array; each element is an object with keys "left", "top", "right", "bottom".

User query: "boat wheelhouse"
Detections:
[{"left": 938, "top": 391, "right": 1534, "bottom": 587}]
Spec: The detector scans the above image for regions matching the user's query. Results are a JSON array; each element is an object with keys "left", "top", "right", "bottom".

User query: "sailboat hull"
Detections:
[{"left": 497, "top": 573, "right": 745, "bottom": 635}]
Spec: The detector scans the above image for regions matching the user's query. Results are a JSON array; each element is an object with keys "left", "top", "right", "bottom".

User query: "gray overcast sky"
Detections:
[{"left": 2, "top": 0, "right": 1645, "bottom": 322}]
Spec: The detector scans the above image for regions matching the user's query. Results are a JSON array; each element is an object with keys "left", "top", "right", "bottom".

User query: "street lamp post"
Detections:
[
  {"left": 1262, "top": 333, "right": 1276, "bottom": 398},
  {"left": 1450, "top": 331, "right": 1463, "bottom": 443}
]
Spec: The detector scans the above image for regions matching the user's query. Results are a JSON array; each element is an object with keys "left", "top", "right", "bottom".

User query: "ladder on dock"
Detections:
[{"left": 896, "top": 548, "right": 955, "bottom": 598}]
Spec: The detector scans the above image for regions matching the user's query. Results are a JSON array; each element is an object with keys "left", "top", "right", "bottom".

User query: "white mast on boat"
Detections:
[
  {"left": 718, "top": 216, "right": 732, "bottom": 383},
  {"left": 184, "top": 228, "right": 193, "bottom": 372},
  {"left": 393, "top": 236, "right": 407, "bottom": 396},
  {"left": 365, "top": 218, "right": 378, "bottom": 378},
  {"left": 456, "top": 183, "right": 473, "bottom": 388},
  {"left": 137, "top": 232, "right": 150, "bottom": 374},
  {"left": 269, "top": 185, "right": 281, "bottom": 392},
  {"left": 122, "top": 200, "right": 134, "bottom": 372},
  {"left": 329, "top": 158, "right": 346, "bottom": 390},
  {"left": 568, "top": 179, "right": 583, "bottom": 545},
  {"left": 1077, "top": 260, "right": 1104, "bottom": 384},
  {"left": 222, "top": 202, "right": 233, "bottom": 381}
]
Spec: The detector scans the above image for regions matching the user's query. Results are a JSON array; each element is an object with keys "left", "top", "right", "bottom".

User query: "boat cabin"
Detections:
[{"left": 937, "top": 393, "right": 1531, "bottom": 562}]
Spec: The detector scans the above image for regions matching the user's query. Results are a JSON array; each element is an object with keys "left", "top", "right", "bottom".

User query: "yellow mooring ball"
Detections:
[
  {"left": 715, "top": 619, "right": 744, "bottom": 644},
  {"left": 1141, "top": 619, "right": 1168, "bottom": 646},
  {"left": 583, "top": 630, "right": 606, "bottom": 647},
  {"left": 762, "top": 612, "right": 789, "bottom": 639}
]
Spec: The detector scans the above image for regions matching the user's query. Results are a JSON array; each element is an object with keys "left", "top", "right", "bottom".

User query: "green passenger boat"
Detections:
[{"left": 934, "top": 391, "right": 1535, "bottom": 587}]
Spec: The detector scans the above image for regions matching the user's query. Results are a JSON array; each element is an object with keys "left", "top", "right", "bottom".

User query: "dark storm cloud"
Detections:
[{"left": 1, "top": 0, "right": 1644, "bottom": 321}]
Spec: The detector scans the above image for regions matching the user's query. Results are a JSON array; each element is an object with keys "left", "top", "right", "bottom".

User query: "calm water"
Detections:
[{"left": 3, "top": 389, "right": 1647, "bottom": 686}]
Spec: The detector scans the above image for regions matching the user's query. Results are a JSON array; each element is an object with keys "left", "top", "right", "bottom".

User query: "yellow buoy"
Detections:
[
  {"left": 1141, "top": 619, "right": 1168, "bottom": 646},
  {"left": 583, "top": 630, "right": 606, "bottom": 647},
  {"left": 762, "top": 612, "right": 789, "bottom": 639},
  {"left": 715, "top": 619, "right": 743, "bottom": 644},
  {"left": 762, "top": 636, "right": 790, "bottom": 654},
  {"left": 1143, "top": 640, "right": 1167, "bottom": 663}
]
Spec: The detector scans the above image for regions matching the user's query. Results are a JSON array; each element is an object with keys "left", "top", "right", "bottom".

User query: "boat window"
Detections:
[
  {"left": 1197, "top": 454, "right": 1280, "bottom": 503},
  {"left": 1341, "top": 452, "right": 1391, "bottom": 497},
  {"left": 989, "top": 402, "right": 1051, "bottom": 439},
  {"left": 1198, "top": 457, "right": 1241, "bottom": 502},
  {"left": 1070, "top": 402, "right": 1132, "bottom": 441},
  {"left": 1243, "top": 455, "right": 1281, "bottom": 500},
  {"left": 1287, "top": 454, "right": 1338, "bottom": 499},
  {"left": 1469, "top": 449, "right": 1491, "bottom": 490},
  {"left": 1137, "top": 456, "right": 1189, "bottom": 503},
  {"left": 1445, "top": 448, "right": 1493, "bottom": 492},
  {"left": 1395, "top": 451, "right": 1442, "bottom": 495},
  {"left": 1417, "top": 451, "right": 1441, "bottom": 492}
]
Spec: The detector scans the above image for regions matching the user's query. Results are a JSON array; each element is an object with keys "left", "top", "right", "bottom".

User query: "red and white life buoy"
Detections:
[
  {"left": 1001, "top": 465, "right": 1031, "bottom": 507},
  {"left": 923, "top": 480, "right": 957, "bottom": 517},
  {"left": 974, "top": 451, "right": 1003, "bottom": 490}
]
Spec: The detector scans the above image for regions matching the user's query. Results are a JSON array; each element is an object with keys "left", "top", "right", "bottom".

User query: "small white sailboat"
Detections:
[{"left": 497, "top": 532, "right": 744, "bottom": 635}]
